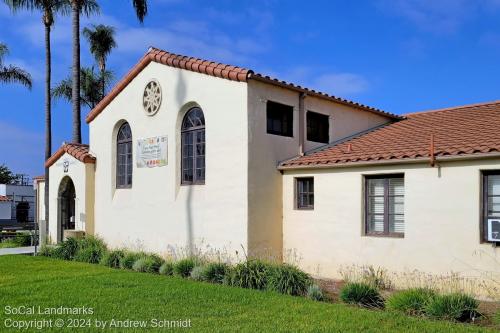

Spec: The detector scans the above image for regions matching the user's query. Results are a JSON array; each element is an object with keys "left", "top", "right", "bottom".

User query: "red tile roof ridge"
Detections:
[
  {"left": 45, "top": 143, "right": 96, "bottom": 168},
  {"left": 405, "top": 100, "right": 500, "bottom": 117}
]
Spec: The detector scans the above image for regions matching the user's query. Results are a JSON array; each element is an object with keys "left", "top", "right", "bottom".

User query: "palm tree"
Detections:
[
  {"left": 0, "top": 43, "right": 32, "bottom": 88},
  {"left": 70, "top": 0, "right": 99, "bottom": 144},
  {"left": 3, "top": 0, "right": 69, "bottom": 243},
  {"left": 52, "top": 66, "right": 113, "bottom": 109},
  {"left": 70, "top": 0, "right": 147, "bottom": 143},
  {"left": 82, "top": 24, "right": 116, "bottom": 98}
]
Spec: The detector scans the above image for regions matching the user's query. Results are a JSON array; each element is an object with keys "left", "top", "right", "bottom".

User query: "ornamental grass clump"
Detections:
[
  {"left": 120, "top": 252, "right": 143, "bottom": 270},
  {"left": 201, "top": 262, "right": 230, "bottom": 284},
  {"left": 424, "top": 293, "right": 479, "bottom": 322},
  {"left": 190, "top": 266, "right": 206, "bottom": 281},
  {"left": 51, "top": 237, "right": 79, "bottom": 260},
  {"left": 174, "top": 257, "right": 199, "bottom": 278},
  {"left": 307, "top": 284, "right": 325, "bottom": 302},
  {"left": 386, "top": 288, "right": 435, "bottom": 316},
  {"left": 38, "top": 245, "right": 55, "bottom": 257},
  {"left": 230, "top": 260, "right": 272, "bottom": 290},
  {"left": 132, "top": 254, "right": 163, "bottom": 273},
  {"left": 101, "top": 249, "right": 125, "bottom": 269},
  {"left": 340, "top": 282, "right": 384, "bottom": 309},
  {"left": 267, "top": 264, "right": 311, "bottom": 296},
  {"left": 74, "top": 236, "right": 107, "bottom": 264},
  {"left": 159, "top": 261, "right": 175, "bottom": 276}
]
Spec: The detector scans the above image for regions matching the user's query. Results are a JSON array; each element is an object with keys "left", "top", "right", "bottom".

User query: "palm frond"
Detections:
[
  {"left": 0, "top": 65, "right": 32, "bottom": 89},
  {"left": 51, "top": 77, "right": 72, "bottom": 102},
  {"left": 79, "top": 0, "right": 99, "bottom": 17},
  {"left": 82, "top": 24, "right": 116, "bottom": 69},
  {"left": 132, "top": 0, "right": 147, "bottom": 23}
]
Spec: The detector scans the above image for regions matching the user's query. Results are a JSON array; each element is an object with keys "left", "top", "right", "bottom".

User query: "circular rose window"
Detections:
[{"left": 143, "top": 80, "right": 162, "bottom": 116}]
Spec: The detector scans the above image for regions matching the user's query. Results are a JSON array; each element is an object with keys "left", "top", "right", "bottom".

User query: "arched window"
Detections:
[
  {"left": 116, "top": 122, "right": 133, "bottom": 188},
  {"left": 181, "top": 107, "right": 205, "bottom": 184}
]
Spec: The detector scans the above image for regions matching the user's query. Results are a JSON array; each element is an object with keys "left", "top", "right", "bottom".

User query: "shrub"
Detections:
[
  {"left": 132, "top": 258, "right": 148, "bottom": 272},
  {"left": 51, "top": 237, "right": 79, "bottom": 260},
  {"left": 13, "top": 232, "right": 31, "bottom": 246},
  {"left": 387, "top": 288, "right": 435, "bottom": 316},
  {"left": 340, "top": 282, "right": 384, "bottom": 308},
  {"left": 307, "top": 284, "right": 325, "bottom": 301},
  {"left": 201, "top": 262, "right": 230, "bottom": 284},
  {"left": 190, "top": 266, "right": 206, "bottom": 281},
  {"left": 129, "top": 253, "right": 163, "bottom": 273},
  {"left": 267, "top": 264, "right": 310, "bottom": 296},
  {"left": 230, "top": 260, "right": 272, "bottom": 290},
  {"left": 38, "top": 245, "right": 54, "bottom": 257},
  {"left": 424, "top": 293, "right": 479, "bottom": 322},
  {"left": 159, "top": 262, "right": 175, "bottom": 276},
  {"left": 174, "top": 258, "right": 198, "bottom": 278},
  {"left": 120, "top": 252, "right": 142, "bottom": 270},
  {"left": 101, "top": 250, "right": 125, "bottom": 269},
  {"left": 74, "top": 236, "right": 107, "bottom": 264}
]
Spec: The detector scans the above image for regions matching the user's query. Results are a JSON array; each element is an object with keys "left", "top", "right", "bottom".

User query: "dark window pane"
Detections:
[
  {"left": 296, "top": 178, "right": 314, "bottom": 209},
  {"left": 365, "top": 176, "right": 404, "bottom": 235},
  {"left": 181, "top": 108, "right": 206, "bottom": 184},
  {"left": 266, "top": 101, "right": 293, "bottom": 137},
  {"left": 307, "top": 111, "right": 329, "bottom": 143},
  {"left": 116, "top": 123, "right": 132, "bottom": 188}
]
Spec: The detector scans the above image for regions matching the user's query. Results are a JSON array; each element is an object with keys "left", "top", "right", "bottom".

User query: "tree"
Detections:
[
  {"left": 0, "top": 43, "right": 32, "bottom": 89},
  {"left": 52, "top": 66, "right": 113, "bottom": 109},
  {"left": 4, "top": 0, "right": 69, "bottom": 238},
  {"left": 69, "top": 0, "right": 99, "bottom": 144},
  {"left": 0, "top": 164, "right": 16, "bottom": 184},
  {"left": 70, "top": 0, "right": 147, "bottom": 143},
  {"left": 82, "top": 24, "right": 116, "bottom": 98}
]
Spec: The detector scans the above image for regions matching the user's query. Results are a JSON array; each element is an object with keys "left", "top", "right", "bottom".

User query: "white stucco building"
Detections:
[{"left": 37, "top": 48, "right": 500, "bottom": 290}]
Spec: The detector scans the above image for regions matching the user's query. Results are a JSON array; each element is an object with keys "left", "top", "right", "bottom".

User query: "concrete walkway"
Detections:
[{"left": 0, "top": 246, "right": 36, "bottom": 256}]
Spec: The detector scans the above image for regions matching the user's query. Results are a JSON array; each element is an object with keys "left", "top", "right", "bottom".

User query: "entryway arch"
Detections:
[{"left": 57, "top": 176, "right": 76, "bottom": 242}]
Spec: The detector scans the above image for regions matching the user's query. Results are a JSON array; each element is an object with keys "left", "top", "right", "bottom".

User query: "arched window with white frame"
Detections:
[
  {"left": 116, "top": 122, "right": 133, "bottom": 188},
  {"left": 181, "top": 107, "right": 205, "bottom": 185}
]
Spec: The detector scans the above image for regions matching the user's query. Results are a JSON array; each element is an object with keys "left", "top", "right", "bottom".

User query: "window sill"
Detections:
[
  {"left": 296, "top": 207, "right": 314, "bottom": 210},
  {"left": 181, "top": 182, "right": 205, "bottom": 186},
  {"left": 363, "top": 233, "right": 404, "bottom": 238}
]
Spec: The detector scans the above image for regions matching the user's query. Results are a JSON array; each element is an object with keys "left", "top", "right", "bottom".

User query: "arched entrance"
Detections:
[{"left": 57, "top": 176, "right": 75, "bottom": 242}]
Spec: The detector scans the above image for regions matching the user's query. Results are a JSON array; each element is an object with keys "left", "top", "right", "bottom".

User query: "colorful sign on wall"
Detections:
[{"left": 136, "top": 136, "right": 168, "bottom": 168}]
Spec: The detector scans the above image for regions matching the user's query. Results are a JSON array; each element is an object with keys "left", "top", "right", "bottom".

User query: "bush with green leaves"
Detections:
[
  {"left": 424, "top": 293, "right": 479, "bottom": 322},
  {"left": 174, "top": 258, "right": 199, "bottom": 278},
  {"left": 74, "top": 236, "right": 107, "bottom": 264},
  {"left": 340, "top": 282, "right": 384, "bottom": 308},
  {"left": 307, "top": 284, "right": 325, "bottom": 302},
  {"left": 190, "top": 266, "right": 206, "bottom": 281},
  {"left": 120, "top": 252, "right": 143, "bottom": 270},
  {"left": 51, "top": 237, "right": 79, "bottom": 260},
  {"left": 230, "top": 260, "right": 272, "bottom": 290},
  {"left": 101, "top": 249, "right": 125, "bottom": 268},
  {"left": 387, "top": 288, "right": 435, "bottom": 316},
  {"left": 38, "top": 245, "right": 54, "bottom": 257},
  {"left": 267, "top": 264, "right": 310, "bottom": 296},
  {"left": 201, "top": 262, "right": 230, "bottom": 284},
  {"left": 159, "top": 261, "right": 175, "bottom": 276},
  {"left": 13, "top": 232, "right": 31, "bottom": 246}
]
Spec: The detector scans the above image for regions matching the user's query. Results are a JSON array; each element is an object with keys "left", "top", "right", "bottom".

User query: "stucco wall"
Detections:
[
  {"left": 89, "top": 62, "right": 248, "bottom": 256},
  {"left": 0, "top": 201, "right": 11, "bottom": 219},
  {"left": 246, "top": 80, "right": 391, "bottom": 258},
  {"left": 282, "top": 158, "right": 500, "bottom": 280},
  {"left": 48, "top": 153, "right": 90, "bottom": 243}
]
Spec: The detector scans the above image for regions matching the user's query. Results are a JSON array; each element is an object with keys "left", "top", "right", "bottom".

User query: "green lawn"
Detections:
[{"left": 0, "top": 256, "right": 494, "bottom": 332}]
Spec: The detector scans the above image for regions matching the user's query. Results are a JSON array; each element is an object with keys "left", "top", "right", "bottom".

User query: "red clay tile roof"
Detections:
[
  {"left": 0, "top": 195, "right": 10, "bottom": 202},
  {"left": 280, "top": 100, "right": 500, "bottom": 169},
  {"left": 45, "top": 143, "right": 96, "bottom": 168},
  {"left": 86, "top": 47, "right": 400, "bottom": 124}
]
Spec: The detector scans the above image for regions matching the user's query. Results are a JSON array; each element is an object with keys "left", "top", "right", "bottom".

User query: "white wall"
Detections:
[
  {"left": 48, "top": 153, "right": 91, "bottom": 243},
  {"left": 282, "top": 158, "right": 500, "bottom": 280},
  {"left": 89, "top": 62, "right": 249, "bottom": 256},
  {"left": 246, "top": 80, "right": 392, "bottom": 258}
]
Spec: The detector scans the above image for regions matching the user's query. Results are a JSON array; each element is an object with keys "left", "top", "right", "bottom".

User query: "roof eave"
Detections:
[{"left": 278, "top": 152, "right": 500, "bottom": 171}]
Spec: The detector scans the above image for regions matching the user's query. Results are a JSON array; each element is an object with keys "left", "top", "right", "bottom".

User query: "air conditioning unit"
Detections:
[{"left": 487, "top": 219, "right": 500, "bottom": 242}]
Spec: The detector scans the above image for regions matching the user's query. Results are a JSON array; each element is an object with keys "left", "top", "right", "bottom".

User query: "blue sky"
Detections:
[{"left": 2, "top": 0, "right": 500, "bottom": 176}]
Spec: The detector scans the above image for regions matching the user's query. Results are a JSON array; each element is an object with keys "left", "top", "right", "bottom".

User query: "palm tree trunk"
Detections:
[
  {"left": 101, "top": 67, "right": 105, "bottom": 101},
  {"left": 71, "top": 1, "right": 81, "bottom": 143},
  {"left": 44, "top": 23, "right": 51, "bottom": 242}
]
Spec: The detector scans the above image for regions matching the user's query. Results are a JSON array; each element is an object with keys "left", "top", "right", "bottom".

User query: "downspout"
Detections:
[{"left": 298, "top": 92, "right": 307, "bottom": 156}]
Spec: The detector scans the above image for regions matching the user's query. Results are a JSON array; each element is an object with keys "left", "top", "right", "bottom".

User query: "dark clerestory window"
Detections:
[
  {"left": 307, "top": 111, "right": 329, "bottom": 144},
  {"left": 296, "top": 177, "right": 314, "bottom": 210},
  {"left": 116, "top": 122, "right": 133, "bottom": 188},
  {"left": 266, "top": 101, "right": 293, "bottom": 137}
]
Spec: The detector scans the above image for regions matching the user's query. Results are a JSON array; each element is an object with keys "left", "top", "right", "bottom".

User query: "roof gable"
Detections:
[
  {"left": 85, "top": 47, "right": 400, "bottom": 124},
  {"left": 45, "top": 143, "right": 96, "bottom": 168}
]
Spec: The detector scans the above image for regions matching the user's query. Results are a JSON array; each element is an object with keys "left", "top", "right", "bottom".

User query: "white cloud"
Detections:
[{"left": 312, "top": 73, "right": 370, "bottom": 97}]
